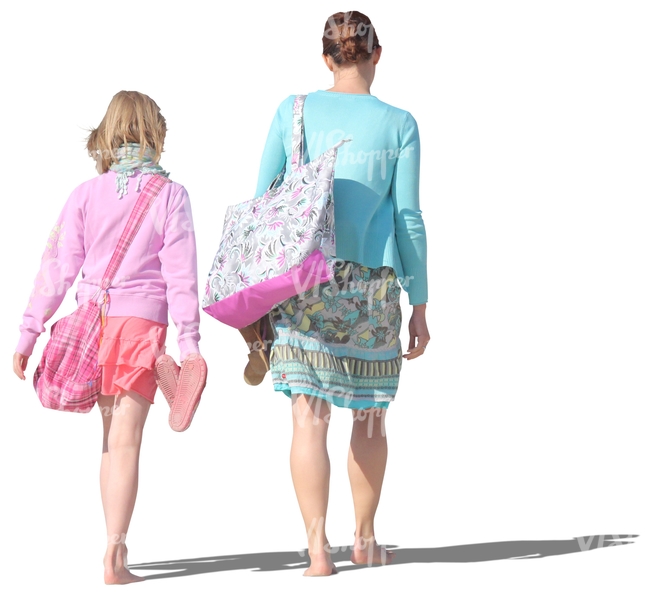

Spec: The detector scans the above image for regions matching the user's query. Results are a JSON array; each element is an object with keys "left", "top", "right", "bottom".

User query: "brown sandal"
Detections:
[{"left": 239, "top": 314, "right": 272, "bottom": 385}]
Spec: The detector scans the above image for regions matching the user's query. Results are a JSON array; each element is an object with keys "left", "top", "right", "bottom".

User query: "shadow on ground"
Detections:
[{"left": 129, "top": 534, "right": 638, "bottom": 579}]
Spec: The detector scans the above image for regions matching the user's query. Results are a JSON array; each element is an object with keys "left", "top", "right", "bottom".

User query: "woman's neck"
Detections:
[{"left": 327, "top": 63, "right": 374, "bottom": 94}]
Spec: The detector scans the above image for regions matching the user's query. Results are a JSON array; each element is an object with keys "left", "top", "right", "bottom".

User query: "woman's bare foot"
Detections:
[
  {"left": 104, "top": 567, "right": 145, "bottom": 585},
  {"left": 351, "top": 536, "right": 394, "bottom": 567},
  {"left": 104, "top": 544, "right": 145, "bottom": 585},
  {"left": 304, "top": 550, "right": 338, "bottom": 577}
]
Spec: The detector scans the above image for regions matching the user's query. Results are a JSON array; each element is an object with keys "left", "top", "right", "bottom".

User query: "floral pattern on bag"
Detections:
[{"left": 202, "top": 96, "right": 345, "bottom": 308}]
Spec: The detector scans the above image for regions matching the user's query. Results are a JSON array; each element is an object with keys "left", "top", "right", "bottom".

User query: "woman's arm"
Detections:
[
  {"left": 391, "top": 112, "right": 429, "bottom": 359},
  {"left": 254, "top": 96, "right": 294, "bottom": 198},
  {"left": 391, "top": 111, "right": 428, "bottom": 307},
  {"left": 404, "top": 303, "right": 430, "bottom": 360}
]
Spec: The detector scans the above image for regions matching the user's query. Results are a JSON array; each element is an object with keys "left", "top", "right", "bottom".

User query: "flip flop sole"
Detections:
[
  {"left": 169, "top": 354, "right": 207, "bottom": 432},
  {"left": 154, "top": 355, "right": 180, "bottom": 408}
]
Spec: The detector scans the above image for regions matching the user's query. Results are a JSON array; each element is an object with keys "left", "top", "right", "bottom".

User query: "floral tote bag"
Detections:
[{"left": 202, "top": 95, "right": 348, "bottom": 329}]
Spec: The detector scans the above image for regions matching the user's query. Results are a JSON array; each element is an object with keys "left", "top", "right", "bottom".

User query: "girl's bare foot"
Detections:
[
  {"left": 351, "top": 536, "right": 394, "bottom": 567},
  {"left": 104, "top": 544, "right": 145, "bottom": 585},
  {"left": 304, "top": 550, "right": 338, "bottom": 577}
]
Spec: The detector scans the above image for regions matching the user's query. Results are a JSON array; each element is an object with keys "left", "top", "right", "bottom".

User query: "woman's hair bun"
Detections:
[{"left": 322, "top": 11, "right": 380, "bottom": 65}]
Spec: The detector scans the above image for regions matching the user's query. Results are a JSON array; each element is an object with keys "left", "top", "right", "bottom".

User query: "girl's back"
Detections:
[
  {"left": 19, "top": 170, "right": 200, "bottom": 359},
  {"left": 14, "top": 90, "right": 205, "bottom": 584}
]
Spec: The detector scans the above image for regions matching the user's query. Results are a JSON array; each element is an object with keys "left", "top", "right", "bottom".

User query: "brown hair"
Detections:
[
  {"left": 86, "top": 91, "right": 167, "bottom": 173},
  {"left": 322, "top": 11, "right": 380, "bottom": 65}
]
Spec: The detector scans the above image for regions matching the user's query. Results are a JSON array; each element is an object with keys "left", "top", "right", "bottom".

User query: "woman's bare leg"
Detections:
[
  {"left": 101, "top": 390, "right": 151, "bottom": 584},
  {"left": 348, "top": 407, "right": 393, "bottom": 565},
  {"left": 290, "top": 394, "right": 336, "bottom": 576}
]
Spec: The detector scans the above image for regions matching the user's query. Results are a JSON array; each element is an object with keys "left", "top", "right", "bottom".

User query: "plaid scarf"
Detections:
[{"left": 110, "top": 144, "right": 169, "bottom": 198}]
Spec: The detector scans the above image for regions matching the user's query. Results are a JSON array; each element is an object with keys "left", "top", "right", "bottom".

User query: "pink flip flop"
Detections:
[
  {"left": 154, "top": 354, "right": 180, "bottom": 408},
  {"left": 169, "top": 353, "right": 207, "bottom": 432}
]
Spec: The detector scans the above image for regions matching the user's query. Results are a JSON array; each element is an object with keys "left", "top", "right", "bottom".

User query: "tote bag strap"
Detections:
[
  {"left": 100, "top": 174, "right": 170, "bottom": 291},
  {"left": 290, "top": 94, "right": 307, "bottom": 172},
  {"left": 265, "top": 94, "right": 307, "bottom": 191}
]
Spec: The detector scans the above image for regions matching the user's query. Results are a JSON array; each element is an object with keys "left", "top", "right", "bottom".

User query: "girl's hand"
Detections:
[
  {"left": 403, "top": 304, "right": 430, "bottom": 360},
  {"left": 13, "top": 352, "right": 29, "bottom": 380}
]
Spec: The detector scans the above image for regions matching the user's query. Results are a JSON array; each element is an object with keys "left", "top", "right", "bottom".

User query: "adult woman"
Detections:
[{"left": 255, "top": 12, "right": 429, "bottom": 576}]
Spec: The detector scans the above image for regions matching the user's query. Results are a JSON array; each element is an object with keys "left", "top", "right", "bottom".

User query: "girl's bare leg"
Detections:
[
  {"left": 99, "top": 394, "right": 114, "bottom": 526},
  {"left": 101, "top": 391, "right": 151, "bottom": 584},
  {"left": 290, "top": 394, "right": 336, "bottom": 576},
  {"left": 348, "top": 407, "right": 394, "bottom": 566}
]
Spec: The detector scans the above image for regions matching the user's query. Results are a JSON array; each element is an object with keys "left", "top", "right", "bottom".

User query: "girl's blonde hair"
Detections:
[{"left": 87, "top": 91, "right": 167, "bottom": 173}]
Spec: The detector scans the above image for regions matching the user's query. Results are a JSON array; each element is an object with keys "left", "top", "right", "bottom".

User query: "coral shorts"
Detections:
[{"left": 98, "top": 316, "right": 167, "bottom": 403}]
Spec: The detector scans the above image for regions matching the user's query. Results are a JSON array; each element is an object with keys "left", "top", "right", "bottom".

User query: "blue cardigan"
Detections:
[{"left": 255, "top": 90, "right": 428, "bottom": 305}]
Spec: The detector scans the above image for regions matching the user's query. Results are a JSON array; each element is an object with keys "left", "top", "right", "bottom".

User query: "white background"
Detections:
[{"left": 1, "top": 1, "right": 648, "bottom": 605}]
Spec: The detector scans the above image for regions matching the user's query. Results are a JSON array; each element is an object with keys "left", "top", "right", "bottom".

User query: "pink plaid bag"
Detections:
[{"left": 33, "top": 175, "right": 170, "bottom": 413}]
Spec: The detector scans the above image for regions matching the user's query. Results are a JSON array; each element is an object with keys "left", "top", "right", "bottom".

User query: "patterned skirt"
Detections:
[{"left": 269, "top": 261, "right": 403, "bottom": 409}]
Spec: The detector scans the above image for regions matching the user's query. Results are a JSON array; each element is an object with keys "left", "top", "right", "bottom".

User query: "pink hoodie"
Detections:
[{"left": 17, "top": 171, "right": 201, "bottom": 360}]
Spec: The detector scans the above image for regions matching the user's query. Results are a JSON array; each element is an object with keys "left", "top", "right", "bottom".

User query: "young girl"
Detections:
[{"left": 12, "top": 91, "right": 206, "bottom": 584}]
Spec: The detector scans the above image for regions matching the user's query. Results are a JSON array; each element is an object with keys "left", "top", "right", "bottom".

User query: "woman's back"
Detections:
[{"left": 255, "top": 90, "right": 426, "bottom": 304}]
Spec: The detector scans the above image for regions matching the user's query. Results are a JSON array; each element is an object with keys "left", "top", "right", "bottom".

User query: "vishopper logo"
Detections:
[
  {"left": 147, "top": 324, "right": 167, "bottom": 360},
  {"left": 323, "top": 11, "right": 377, "bottom": 50},
  {"left": 90, "top": 148, "right": 115, "bottom": 161},
  {"left": 292, "top": 391, "right": 387, "bottom": 437},
  {"left": 575, "top": 535, "right": 636, "bottom": 551},
  {"left": 107, "top": 533, "right": 128, "bottom": 545},
  {"left": 290, "top": 257, "right": 413, "bottom": 301},
  {"left": 98, "top": 401, "right": 132, "bottom": 417},
  {"left": 36, "top": 258, "right": 75, "bottom": 297},
  {"left": 40, "top": 382, "right": 133, "bottom": 416},
  {"left": 243, "top": 337, "right": 274, "bottom": 352},
  {"left": 336, "top": 142, "right": 415, "bottom": 181},
  {"left": 146, "top": 321, "right": 200, "bottom": 360},
  {"left": 148, "top": 193, "right": 195, "bottom": 236},
  {"left": 307, "top": 130, "right": 415, "bottom": 180},
  {"left": 297, "top": 521, "right": 389, "bottom": 565},
  {"left": 39, "top": 271, "right": 133, "bottom": 299}
]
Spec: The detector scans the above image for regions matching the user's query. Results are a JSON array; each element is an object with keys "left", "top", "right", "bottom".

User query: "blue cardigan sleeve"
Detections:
[{"left": 392, "top": 112, "right": 428, "bottom": 305}]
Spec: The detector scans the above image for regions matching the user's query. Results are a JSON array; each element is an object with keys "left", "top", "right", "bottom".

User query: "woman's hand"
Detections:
[
  {"left": 403, "top": 304, "right": 430, "bottom": 360},
  {"left": 13, "top": 352, "right": 29, "bottom": 380}
]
